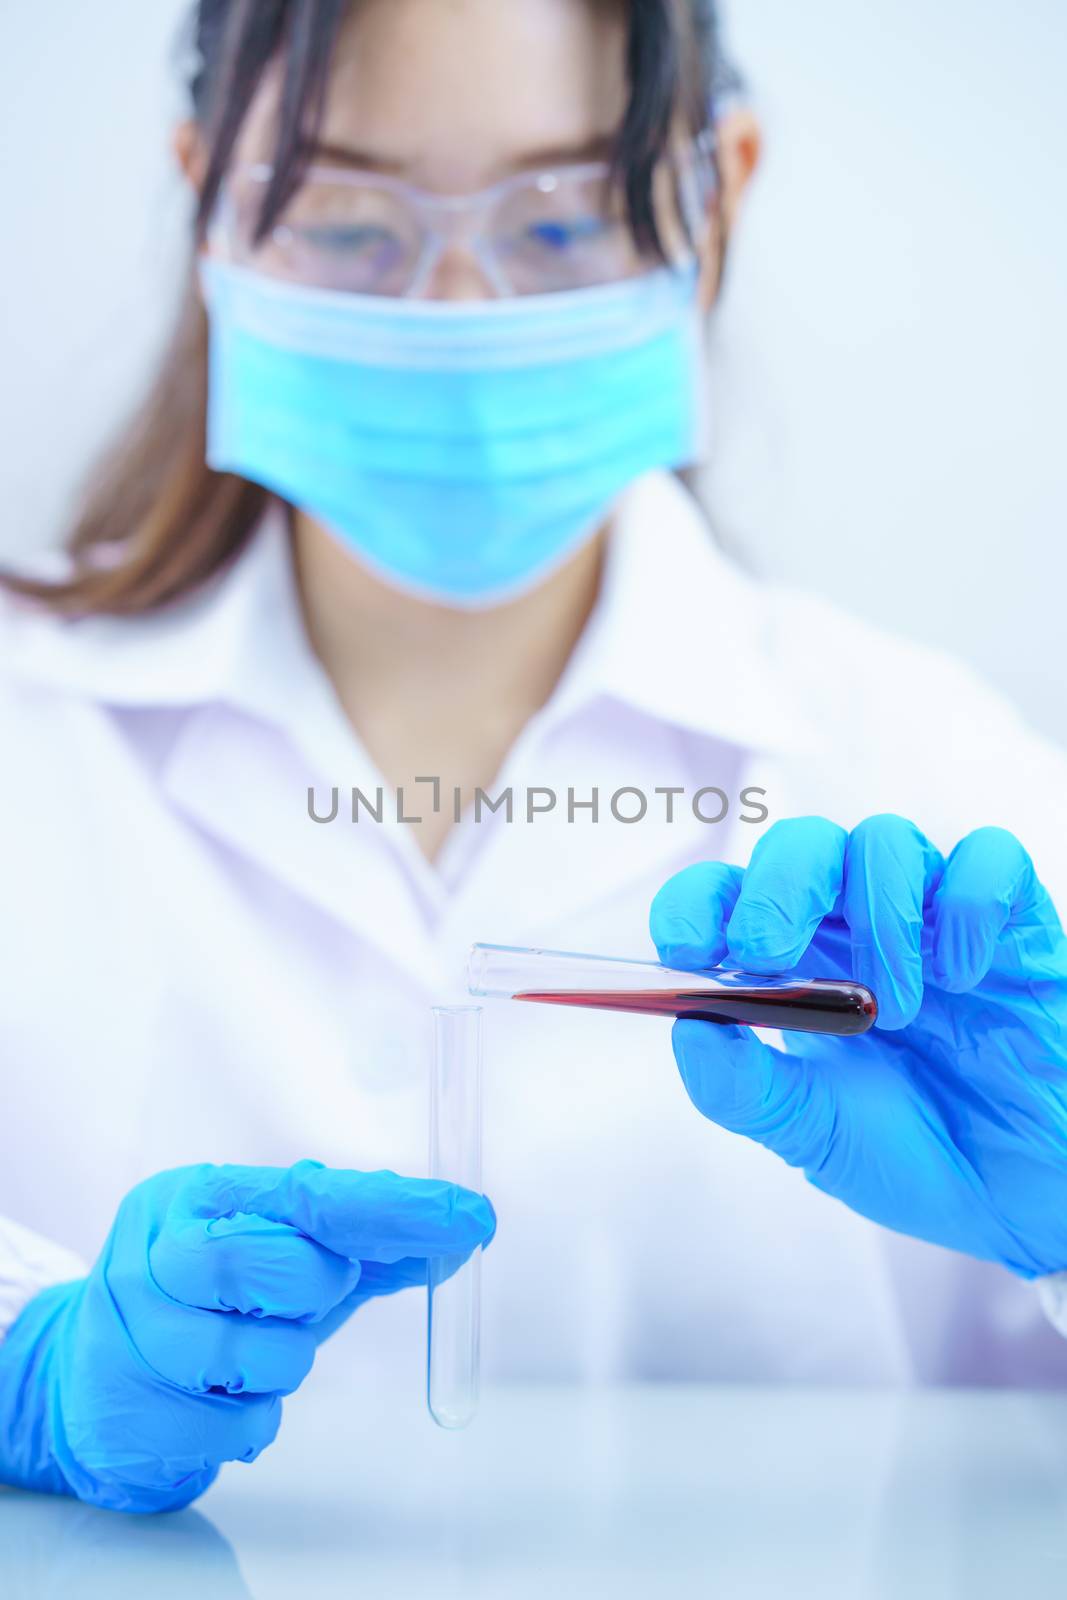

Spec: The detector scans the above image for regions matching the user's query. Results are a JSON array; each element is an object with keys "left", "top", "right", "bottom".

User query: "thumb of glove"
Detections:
[{"left": 672, "top": 1019, "right": 837, "bottom": 1174}]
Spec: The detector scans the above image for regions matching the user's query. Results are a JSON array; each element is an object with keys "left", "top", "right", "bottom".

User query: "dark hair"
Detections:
[{"left": 4, "top": 0, "right": 738, "bottom": 617}]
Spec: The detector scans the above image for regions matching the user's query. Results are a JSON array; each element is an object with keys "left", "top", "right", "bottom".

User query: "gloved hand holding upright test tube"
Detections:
[{"left": 0, "top": 1161, "right": 494, "bottom": 1512}]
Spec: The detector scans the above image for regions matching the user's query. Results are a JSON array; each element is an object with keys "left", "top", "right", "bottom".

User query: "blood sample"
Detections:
[
  {"left": 514, "top": 981, "right": 875, "bottom": 1035},
  {"left": 469, "top": 944, "right": 877, "bottom": 1037}
]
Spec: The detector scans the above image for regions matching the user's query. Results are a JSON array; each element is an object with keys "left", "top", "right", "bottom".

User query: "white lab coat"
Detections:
[{"left": 2, "top": 470, "right": 1066, "bottom": 1386}]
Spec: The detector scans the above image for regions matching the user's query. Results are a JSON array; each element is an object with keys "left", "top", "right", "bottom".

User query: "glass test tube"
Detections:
[
  {"left": 427, "top": 1004, "right": 484, "bottom": 1430},
  {"left": 468, "top": 943, "right": 877, "bottom": 1036}
]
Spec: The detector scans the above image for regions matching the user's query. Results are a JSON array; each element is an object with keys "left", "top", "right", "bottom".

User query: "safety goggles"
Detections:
[{"left": 212, "top": 139, "right": 716, "bottom": 299}]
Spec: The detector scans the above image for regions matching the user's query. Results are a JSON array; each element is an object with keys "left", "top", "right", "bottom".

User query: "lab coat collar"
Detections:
[
  {"left": 3, "top": 475, "right": 814, "bottom": 979},
  {"left": 549, "top": 471, "right": 827, "bottom": 756},
  {"left": 4, "top": 505, "right": 321, "bottom": 725},
  {"left": 4, "top": 471, "right": 825, "bottom": 759}
]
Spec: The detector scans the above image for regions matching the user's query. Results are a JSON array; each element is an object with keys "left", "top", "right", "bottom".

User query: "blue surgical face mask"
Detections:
[{"left": 200, "top": 258, "right": 707, "bottom": 608}]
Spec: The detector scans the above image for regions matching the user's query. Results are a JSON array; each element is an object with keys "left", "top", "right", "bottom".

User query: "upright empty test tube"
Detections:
[{"left": 427, "top": 1004, "right": 484, "bottom": 1430}]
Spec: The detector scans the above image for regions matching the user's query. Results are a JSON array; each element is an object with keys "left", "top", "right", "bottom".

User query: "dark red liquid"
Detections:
[{"left": 514, "top": 981, "right": 877, "bottom": 1036}]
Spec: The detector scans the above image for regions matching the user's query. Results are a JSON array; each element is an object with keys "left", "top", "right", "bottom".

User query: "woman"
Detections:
[{"left": 1, "top": 0, "right": 1065, "bottom": 1515}]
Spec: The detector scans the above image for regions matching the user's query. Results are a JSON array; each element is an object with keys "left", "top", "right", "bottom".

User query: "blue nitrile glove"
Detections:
[
  {"left": 0, "top": 1160, "right": 495, "bottom": 1513},
  {"left": 651, "top": 816, "right": 1067, "bottom": 1278}
]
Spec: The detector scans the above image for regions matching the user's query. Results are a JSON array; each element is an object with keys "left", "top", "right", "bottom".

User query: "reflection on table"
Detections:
[{"left": 3, "top": 1376, "right": 1067, "bottom": 1599}]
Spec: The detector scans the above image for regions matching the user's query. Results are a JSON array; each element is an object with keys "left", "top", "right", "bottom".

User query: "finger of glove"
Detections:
[
  {"left": 930, "top": 827, "right": 1038, "bottom": 991},
  {"left": 193, "top": 1390, "right": 282, "bottom": 1468},
  {"left": 312, "top": 1257, "right": 437, "bottom": 1338},
  {"left": 66, "top": 1383, "right": 284, "bottom": 1496},
  {"left": 184, "top": 1162, "right": 496, "bottom": 1266},
  {"left": 319, "top": 1252, "right": 482, "bottom": 1324},
  {"left": 122, "top": 1276, "right": 318, "bottom": 1396},
  {"left": 150, "top": 1212, "right": 363, "bottom": 1324},
  {"left": 672, "top": 1019, "right": 838, "bottom": 1172},
  {"left": 156, "top": 1389, "right": 284, "bottom": 1469},
  {"left": 842, "top": 815, "right": 941, "bottom": 1030},
  {"left": 726, "top": 818, "right": 848, "bottom": 971},
  {"left": 650, "top": 861, "right": 743, "bottom": 968}
]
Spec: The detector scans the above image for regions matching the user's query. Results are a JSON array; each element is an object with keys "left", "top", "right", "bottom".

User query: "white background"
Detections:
[{"left": 0, "top": 0, "right": 1064, "bottom": 741}]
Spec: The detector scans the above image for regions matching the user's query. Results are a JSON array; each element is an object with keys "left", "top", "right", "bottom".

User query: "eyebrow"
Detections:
[{"left": 308, "top": 132, "right": 618, "bottom": 178}]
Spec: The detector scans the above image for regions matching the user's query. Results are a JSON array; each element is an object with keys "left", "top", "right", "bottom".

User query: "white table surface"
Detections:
[{"left": 3, "top": 1372, "right": 1067, "bottom": 1599}]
